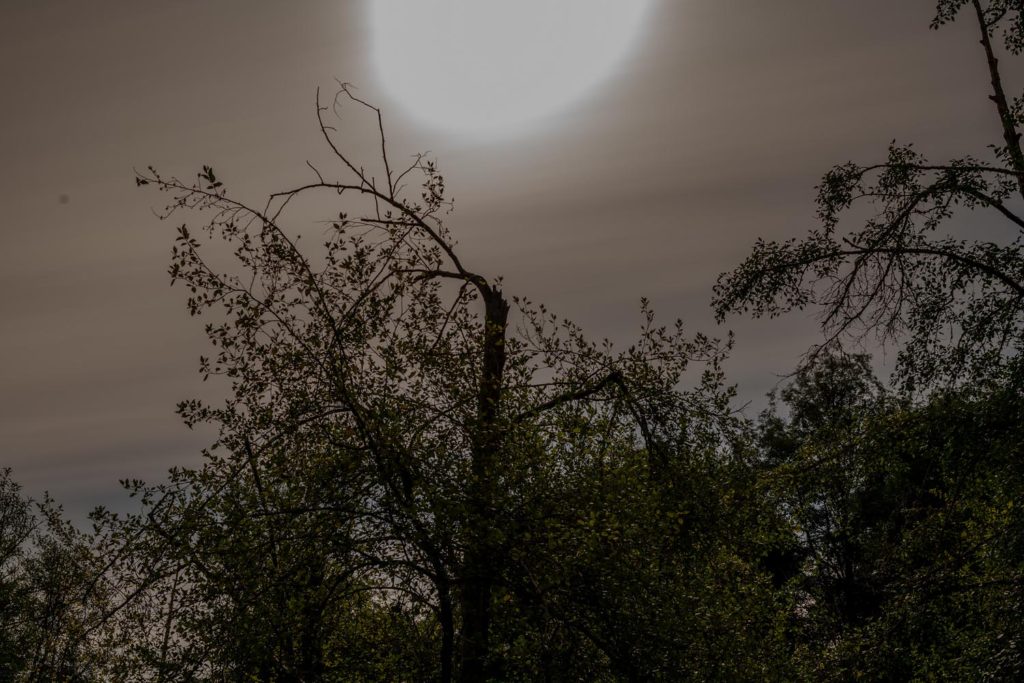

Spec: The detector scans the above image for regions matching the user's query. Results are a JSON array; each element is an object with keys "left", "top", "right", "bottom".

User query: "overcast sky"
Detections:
[{"left": 0, "top": 0, "right": 1004, "bottom": 517}]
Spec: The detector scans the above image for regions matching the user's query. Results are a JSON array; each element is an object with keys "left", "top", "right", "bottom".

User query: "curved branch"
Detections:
[
  {"left": 841, "top": 245, "right": 1024, "bottom": 297},
  {"left": 514, "top": 370, "right": 624, "bottom": 423},
  {"left": 959, "top": 186, "right": 1024, "bottom": 230}
]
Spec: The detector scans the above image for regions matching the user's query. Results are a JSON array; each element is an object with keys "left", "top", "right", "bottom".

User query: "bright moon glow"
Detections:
[{"left": 368, "top": 0, "right": 654, "bottom": 138}]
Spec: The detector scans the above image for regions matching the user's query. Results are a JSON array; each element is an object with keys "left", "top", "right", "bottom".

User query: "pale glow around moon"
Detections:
[{"left": 368, "top": 0, "right": 654, "bottom": 138}]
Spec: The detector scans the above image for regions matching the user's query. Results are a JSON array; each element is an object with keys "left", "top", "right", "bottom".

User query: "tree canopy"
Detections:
[
  {"left": 714, "top": 0, "right": 1024, "bottom": 390},
  {"left": 1, "top": 2, "right": 1023, "bottom": 681}
]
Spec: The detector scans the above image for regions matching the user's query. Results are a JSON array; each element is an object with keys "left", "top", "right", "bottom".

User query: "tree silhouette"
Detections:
[
  {"left": 715, "top": 0, "right": 1024, "bottom": 390},
  {"left": 129, "top": 86, "right": 738, "bottom": 680}
]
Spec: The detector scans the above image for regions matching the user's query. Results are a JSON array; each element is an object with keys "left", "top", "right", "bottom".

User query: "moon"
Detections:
[{"left": 367, "top": 0, "right": 655, "bottom": 139}]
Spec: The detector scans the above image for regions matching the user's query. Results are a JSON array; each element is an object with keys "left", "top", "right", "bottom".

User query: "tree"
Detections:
[
  {"left": 495, "top": 410, "right": 792, "bottom": 681},
  {"left": 758, "top": 352, "right": 1024, "bottom": 680},
  {"left": 130, "top": 86, "right": 748, "bottom": 681},
  {"left": 0, "top": 469, "right": 33, "bottom": 678},
  {"left": 714, "top": 0, "right": 1024, "bottom": 390},
  {"left": 0, "top": 469, "right": 109, "bottom": 682},
  {"left": 714, "top": 4, "right": 1024, "bottom": 675},
  {"left": 87, "top": 444, "right": 439, "bottom": 681}
]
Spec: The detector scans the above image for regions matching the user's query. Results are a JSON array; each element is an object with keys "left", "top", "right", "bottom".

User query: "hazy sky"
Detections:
[{"left": 0, "top": 0, "right": 1004, "bottom": 517}]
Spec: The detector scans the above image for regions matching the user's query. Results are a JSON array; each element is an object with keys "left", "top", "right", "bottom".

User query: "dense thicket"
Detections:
[
  {"left": 2, "top": 1, "right": 1023, "bottom": 680},
  {"left": 757, "top": 355, "right": 1024, "bottom": 680}
]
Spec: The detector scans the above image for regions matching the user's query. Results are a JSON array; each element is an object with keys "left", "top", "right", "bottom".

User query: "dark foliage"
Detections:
[{"left": 2, "top": 2, "right": 1023, "bottom": 680}]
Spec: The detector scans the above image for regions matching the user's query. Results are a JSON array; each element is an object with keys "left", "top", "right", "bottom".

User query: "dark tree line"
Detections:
[{"left": 2, "top": 1, "right": 1023, "bottom": 680}]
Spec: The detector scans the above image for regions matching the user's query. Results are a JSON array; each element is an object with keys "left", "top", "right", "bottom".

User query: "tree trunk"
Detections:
[
  {"left": 459, "top": 287, "right": 509, "bottom": 682},
  {"left": 439, "top": 576, "right": 455, "bottom": 683},
  {"left": 973, "top": 0, "right": 1024, "bottom": 198}
]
